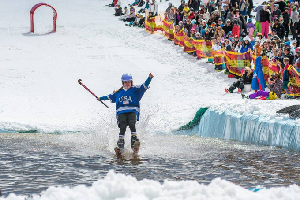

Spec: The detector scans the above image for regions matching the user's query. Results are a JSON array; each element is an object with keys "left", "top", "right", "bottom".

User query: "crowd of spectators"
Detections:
[{"left": 111, "top": 0, "right": 300, "bottom": 99}]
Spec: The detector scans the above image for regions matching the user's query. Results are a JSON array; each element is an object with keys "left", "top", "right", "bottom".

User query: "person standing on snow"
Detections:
[{"left": 97, "top": 73, "right": 154, "bottom": 153}]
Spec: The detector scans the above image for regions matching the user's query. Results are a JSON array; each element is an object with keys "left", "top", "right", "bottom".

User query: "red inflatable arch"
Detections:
[{"left": 30, "top": 3, "right": 57, "bottom": 33}]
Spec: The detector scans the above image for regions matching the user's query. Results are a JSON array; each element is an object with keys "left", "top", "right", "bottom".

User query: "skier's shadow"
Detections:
[{"left": 22, "top": 31, "right": 55, "bottom": 37}]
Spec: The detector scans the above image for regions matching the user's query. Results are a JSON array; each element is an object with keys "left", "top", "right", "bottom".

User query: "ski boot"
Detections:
[
  {"left": 225, "top": 88, "right": 233, "bottom": 93},
  {"left": 114, "top": 138, "right": 125, "bottom": 158},
  {"left": 131, "top": 136, "right": 140, "bottom": 154},
  {"left": 241, "top": 94, "right": 250, "bottom": 99}
]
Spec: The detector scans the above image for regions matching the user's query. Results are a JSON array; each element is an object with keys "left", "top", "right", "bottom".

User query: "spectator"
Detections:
[
  {"left": 223, "top": 19, "right": 233, "bottom": 35},
  {"left": 184, "top": 3, "right": 190, "bottom": 12},
  {"left": 188, "top": 8, "right": 196, "bottom": 20},
  {"left": 260, "top": 5, "right": 271, "bottom": 38},
  {"left": 174, "top": 9, "right": 182, "bottom": 25},
  {"left": 203, "top": 7, "right": 210, "bottom": 21},
  {"left": 253, "top": 4, "right": 265, "bottom": 36},
  {"left": 166, "top": 2, "right": 172, "bottom": 14},
  {"left": 239, "top": 0, "right": 248, "bottom": 21},
  {"left": 294, "top": 48, "right": 300, "bottom": 72},
  {"left": 192, "top": 0, "right": 200, "bottom": 11},
  {"left": 149, "top": 0, "right": 158, "bottom": 16},
  {"left": 124, "top": 8, "right": 136, "bottom": 22},
  {"left": 240, "top": 36, "right": 253, "bottom": 53},
  {"left": 225, "top": 8, "right": 234, "bottom": 22},
  {"left": 272, "top": 17, "right": 285, "bottom": 40},
  {"left": 291, "top": 6, "right": 299, "bottom": 40},
  {"left": 275, "top": 0, "right": 286, "bottom": 13},
  {"left": 114, "top": 5, "right": 123, "bottom": 16},
  {"left": 272, "top": 4, "right": 281, "bottom": 20},
  {"left": 226, "top": 67, "right": 253, "bottom": 93},
  {"left": 232, "top": 20, "right": 240, "bottom": 37},
  {"left": 281, "top": 57, "right": 290, "bottom": 95},
  {"left": 222, "top": 4, "right": 230, "bottom": 22},
  {"left": 282, "top": 7, "right": 290, "bottom": 39},
  {"left": 167, "top": 7, "right": 175, "bottom": 22},
  {"left": 178, "top": 0, "right": 185, "bottom": 13},
  {"left": 247, "top": 0, "right": 253, "bottom": 18},
  {"left": 247, "top": 18, "right": 255, "bottom": 40}
]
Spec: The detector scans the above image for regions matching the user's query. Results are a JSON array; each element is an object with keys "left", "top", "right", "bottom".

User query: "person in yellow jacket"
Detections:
[{"left": 183, "top": 3, "right": 190, "bottom": 13}]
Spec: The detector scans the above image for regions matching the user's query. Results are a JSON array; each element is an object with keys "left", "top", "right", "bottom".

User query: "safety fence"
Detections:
[{"left": 144, "top": 15, "right": 300, "bottom": 97}]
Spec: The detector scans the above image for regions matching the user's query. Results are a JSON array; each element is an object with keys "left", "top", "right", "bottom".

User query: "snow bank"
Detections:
[
  {"left": 1, "top": 170, "right": 299, "bottom": 200},
  {"left": 198, "top": 109, "right": 300, "bottom": 151}
]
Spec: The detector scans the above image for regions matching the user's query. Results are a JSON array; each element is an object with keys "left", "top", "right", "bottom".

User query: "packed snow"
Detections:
[{"left": 1, "top": 170, "right": 300, "bottom": 200}]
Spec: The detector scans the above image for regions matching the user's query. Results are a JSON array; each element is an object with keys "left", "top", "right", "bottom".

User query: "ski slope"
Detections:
[{"left": 0, "top": 0, "right": 298, "bottom": 135}]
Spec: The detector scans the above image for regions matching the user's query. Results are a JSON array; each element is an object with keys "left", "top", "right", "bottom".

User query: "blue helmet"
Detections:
[{"left": 121, "top": 74, "right": 132, "bottom": 81}]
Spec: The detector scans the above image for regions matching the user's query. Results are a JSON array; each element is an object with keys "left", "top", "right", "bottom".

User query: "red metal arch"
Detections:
[{"left": 30, "top": 3, "right": 57, "bottom": 33}]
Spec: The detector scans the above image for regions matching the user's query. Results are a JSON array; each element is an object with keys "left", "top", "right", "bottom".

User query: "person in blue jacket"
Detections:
[
  {"left": 98, "top": 73, "right": 154, "bottom": 152},
  {"left": 240, "top": 36, "right": 253, "bottom": 53}
]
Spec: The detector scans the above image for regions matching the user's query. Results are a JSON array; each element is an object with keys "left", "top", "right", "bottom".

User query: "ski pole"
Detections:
[{"left": 78, "top": 79, "right": 109, "bottom": 108}]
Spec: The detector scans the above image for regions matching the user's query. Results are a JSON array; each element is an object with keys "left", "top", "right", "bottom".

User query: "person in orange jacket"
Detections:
[{"left": 253, "top": 39, "right": 262, "bottom": 56}]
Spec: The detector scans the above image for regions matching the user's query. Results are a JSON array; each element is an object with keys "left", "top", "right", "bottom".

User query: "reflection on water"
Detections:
[{"left": 0, "top": 133, "right": 299, "bottom": 197}]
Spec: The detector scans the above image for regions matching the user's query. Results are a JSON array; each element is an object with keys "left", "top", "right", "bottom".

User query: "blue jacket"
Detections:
[
  {"left": 240, "top": 43, "right": 253, "bottom": 53},
  {"left": 251, "top": 56, "right": 266, "bottom": 90},
  {"left": 100, "top": 77, "right": 152, "bottom": 120}
]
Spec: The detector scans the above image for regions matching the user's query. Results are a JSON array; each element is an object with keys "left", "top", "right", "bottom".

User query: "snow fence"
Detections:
[{"left": 197, "top": 109, "right": 300, "bottom": 151}]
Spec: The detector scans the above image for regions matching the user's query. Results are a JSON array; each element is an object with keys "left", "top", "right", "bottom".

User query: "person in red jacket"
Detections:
[
  {"left": 188, "top": 8, "right": 195, "bottom": 20},
  {"left": 232, "top": 20, "right": 240, "bottom": 37},
  {"left": 108, "top": 0, "right": 118, "bottom": 7}
]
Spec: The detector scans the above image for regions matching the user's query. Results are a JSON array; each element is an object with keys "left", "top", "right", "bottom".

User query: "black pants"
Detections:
[
  {"left": 229, "top": 79, "right": 244, "bottom": 92},
  {"left": 125, "top": 17, "right": 136, "bottom": 22},
  {"left": 291, "top": 24, "right": 297, "bottom": 39},
  {"left": 117, "top": 112, "right": 137, "bottom": 137},
  {"left": 284, "top": 24, "right": 289, "bottom": 38}
]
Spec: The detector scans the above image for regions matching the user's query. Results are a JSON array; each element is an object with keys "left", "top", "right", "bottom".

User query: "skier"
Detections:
[
  {"left": 97, "top": 73, "right": 154, "bottom": 154},
  {"left": 225, "top": 67, "right": 253, "bottom": 93}
]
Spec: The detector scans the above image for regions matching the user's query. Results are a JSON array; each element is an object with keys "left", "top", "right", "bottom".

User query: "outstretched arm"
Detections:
[
  {"left": 97, "top": 96, "right": 109, "bottom": 101},
  {"left": 144, "top": 73, "right": 154, "bottom": 88},
  {"left": 97, "top": 93, "right": 117, "bottom": 103}
]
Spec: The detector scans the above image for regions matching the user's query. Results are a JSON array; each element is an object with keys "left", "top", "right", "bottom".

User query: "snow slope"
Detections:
[{"left": 1, "top": 0, "right": 298, "bottom": 135}]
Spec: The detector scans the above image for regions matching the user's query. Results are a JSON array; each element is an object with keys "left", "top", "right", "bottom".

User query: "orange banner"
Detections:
[
  {"left": 225, "top": 51, "right": 251, "bottom": 76},
  {"left": 193, "top": 40, "right": 212, "bottom": 58},
  {"left": 288, "top": 65, "right": 300, "bottom": 96},
  {"left": 174, "top": 29, "right": 184, "bottom": 46},
  {"left": 162, "top": 19, "right": 174, "bottom": 40}
]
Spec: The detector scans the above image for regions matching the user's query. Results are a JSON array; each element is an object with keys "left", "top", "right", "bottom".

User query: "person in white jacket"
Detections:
[
  {"left": 119, "top": 6, "right": 129, "bottom": 20},
  {"left": 202, "top": 7, "right": 210, "bottom": 22},
  {"left": 148, "top": 0, "right": 158, "bottom": 16}
]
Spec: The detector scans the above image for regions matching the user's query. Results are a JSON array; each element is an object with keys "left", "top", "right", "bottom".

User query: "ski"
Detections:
[
  {"left": 225, "top": 88, "right": 242, "bottom": 94},
  {"left": 114, "top": 147, "right": 123, "bottom": 159},
  {"left": 132, "top": 140, "right": 140, "bottom": 155}
]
